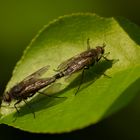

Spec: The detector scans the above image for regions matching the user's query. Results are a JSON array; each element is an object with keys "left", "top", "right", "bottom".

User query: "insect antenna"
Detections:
[{"left": 102, "top": 42, "right": 106, "bottom": 48}]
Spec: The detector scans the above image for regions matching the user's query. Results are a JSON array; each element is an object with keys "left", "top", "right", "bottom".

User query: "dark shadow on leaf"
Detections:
[
  {"left": 13, "top": 94, "right": 67, "bottom": 118},
  {"left": 115, "top": 17, "right": 140, "bottom": 46},
  {"left": 13, "top": 59, "right": 118, "bottom": 118},
  {"left": 58, "top": 59, "right": 118, "bottom": 95},
  {"left": 102, "top": 77, "right": 140, "bottom": 120}
]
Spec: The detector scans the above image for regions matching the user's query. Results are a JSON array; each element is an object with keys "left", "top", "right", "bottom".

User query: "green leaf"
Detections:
[{"left": 0, "top": 13, "right": 140, "bottom": 133}]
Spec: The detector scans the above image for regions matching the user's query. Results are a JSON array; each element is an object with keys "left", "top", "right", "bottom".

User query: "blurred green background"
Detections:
[{"left": 0, "top": 0, "right": 140, "bottom": 139}]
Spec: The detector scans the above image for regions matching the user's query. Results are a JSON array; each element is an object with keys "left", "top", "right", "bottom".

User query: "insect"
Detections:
[
  {"left": 54, "top": 39, "right": 109, "bottom": 94},
  {"left": 2, "top": 65, "right": 56, "bottom": 116}
]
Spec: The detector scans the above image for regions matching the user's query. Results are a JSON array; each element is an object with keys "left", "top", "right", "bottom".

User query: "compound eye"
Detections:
[{"left": 3, "top": 93, "right": 11, "bottom": 103}]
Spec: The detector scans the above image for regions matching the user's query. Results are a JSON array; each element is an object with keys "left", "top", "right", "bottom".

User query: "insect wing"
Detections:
[
  {"left": 57, "top": 54, "right": 80, "bottom": 71},
  {"left": 41, "top": 82, "right": 62, "bottom": 95},
  {"left": 22, "top": 65, "right": 50, "bottom": 82}
]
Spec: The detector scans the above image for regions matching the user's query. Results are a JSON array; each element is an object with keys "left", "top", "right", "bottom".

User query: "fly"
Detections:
[
  {"left": 54, "top": 39, "right": 109, "bottom": 94},
  {"left": 1, "top": 39, "right": 109, "bottom": 118},
  {"left": 2, "top": 65, "right": 56, "bottom": 117}
]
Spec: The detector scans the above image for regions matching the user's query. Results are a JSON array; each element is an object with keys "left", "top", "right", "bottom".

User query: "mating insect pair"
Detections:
[{"left": 1, "top": 39, "right": 109, "bottom": 116}]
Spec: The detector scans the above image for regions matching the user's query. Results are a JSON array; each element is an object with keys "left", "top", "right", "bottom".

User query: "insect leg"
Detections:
[
  {"left": 28, "top": 93, "right": 36, "bottom": 97},
  {"left": 38, "top": 91, "right": 65, "bottom": 98},
  {"left": 102, "top": 52, "right": 110, "bottom": 61},
  {"left": 12, "top": 99, "right": 22, "bottom": 122},
  {"left": 14, "top": 99, "right": 22, "bottom": 114},
  {"left": 23, "top": 99, "right": 35, "bottom": 118},
  {"left": 102, "top": 73, "right": 111, "bottom": 78},
  {"left": 75, "top": 66, "right": 89, "bottom": 95},
  {"left": 87, "top": 38, "right": 91, "bottom": 50}
]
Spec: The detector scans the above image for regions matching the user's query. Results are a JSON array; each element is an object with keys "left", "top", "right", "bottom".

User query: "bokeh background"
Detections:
[{"left": 0, "top": 0, "right": 140, "bottom": 139}]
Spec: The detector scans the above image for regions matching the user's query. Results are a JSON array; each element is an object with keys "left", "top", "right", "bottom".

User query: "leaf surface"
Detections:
[{"left": 0, "top": 13, "right": 140, "bottom": 133}]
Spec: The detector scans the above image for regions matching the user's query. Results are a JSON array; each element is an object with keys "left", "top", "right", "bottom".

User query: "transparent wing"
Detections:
[
  {"left": 57, "top": 55, "right": 80, "bottom": 71},
  {"left": 23, "top": 65, "right": 50, "bottom": 82},
  {"left": 41, "top": 82, "right": 62, "bottom": 95}
]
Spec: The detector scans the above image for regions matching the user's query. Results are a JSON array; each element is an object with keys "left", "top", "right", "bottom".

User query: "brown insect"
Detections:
[
  {"left": 1, "top": 39, "right": 109, "bottom": 117},
  {"left": 54, "top": 39, "right": 109, "bottom": 94},
  {"left": 2, "top": 65, "right": 56, "bottom": 116}
]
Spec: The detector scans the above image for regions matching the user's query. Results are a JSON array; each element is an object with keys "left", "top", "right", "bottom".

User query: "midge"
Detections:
[
  {"left": 2, "top": 65, "right": 56, "bottom": 117},
  {"left": 54, "top": 39, "right": 109, "bottom": 94}
]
